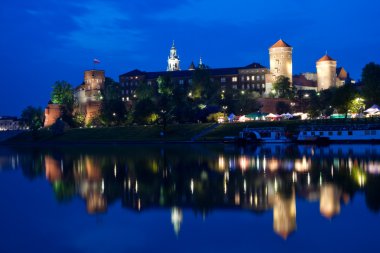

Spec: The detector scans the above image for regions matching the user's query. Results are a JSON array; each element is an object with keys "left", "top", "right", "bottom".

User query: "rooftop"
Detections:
[{"left": 270, "top": 39, "right": 292, "bottom": 49}]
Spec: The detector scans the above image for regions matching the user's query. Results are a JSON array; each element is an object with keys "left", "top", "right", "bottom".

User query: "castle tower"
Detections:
[
  {"left": 84, "top": 70, "right": 105, "bottom": 101},
  {"left": 316, "top": 54, "right": 337, "bottom": 91},
  {"left": 269, "top": 39, "right": 293, "bottom": 82},
  {"left": 167, "top": 41, "right": 180, "bottom": 71}
]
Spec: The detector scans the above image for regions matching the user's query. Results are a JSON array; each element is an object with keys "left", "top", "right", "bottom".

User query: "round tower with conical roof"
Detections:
[
  {"left": 316, "top": 54, "right": 337, "bottom": 91},
  {"left": 167, "top": 41, "right": 180, "bottom": 71},
  {"left": 269, "top": 39, "right": 293, "bottom": 82}
]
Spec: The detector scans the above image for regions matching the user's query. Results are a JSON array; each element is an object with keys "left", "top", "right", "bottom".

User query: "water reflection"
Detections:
[{"left": 1, "top": 144, "right": 380, "bottom": 239}]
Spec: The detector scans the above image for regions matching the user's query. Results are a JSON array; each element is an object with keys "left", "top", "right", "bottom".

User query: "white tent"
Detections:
[
  {"left": 281, "top": 113, "right": 293, "bottom": 119},
  {"left": 364, "top": 105, "right": 380, "bottom": 114},
  {"left": 266, "top": 113, "right": 281, "bottom": 118}
]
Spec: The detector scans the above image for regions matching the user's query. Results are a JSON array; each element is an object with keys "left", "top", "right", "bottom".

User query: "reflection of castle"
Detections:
[
  {"left": 2, "top": 144, "right": 380, "bottom": 238},
  {"left": 273, "top": 190, "right": 296, "bottom": 239}
]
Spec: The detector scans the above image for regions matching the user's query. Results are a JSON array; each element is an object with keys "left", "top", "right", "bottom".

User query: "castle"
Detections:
[{"left": 44, "top": 39, "right": 354, "bottom": 127}]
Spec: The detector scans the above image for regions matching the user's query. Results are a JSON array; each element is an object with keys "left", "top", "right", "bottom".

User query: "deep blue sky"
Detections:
[{"left": 1, "top": 0, "right": 379, "bottom": 116}]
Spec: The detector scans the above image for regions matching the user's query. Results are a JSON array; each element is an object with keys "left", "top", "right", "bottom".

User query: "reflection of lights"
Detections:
[
  {"left": 353, "top": 168, "right": 367, "bottom": 187},
  {"left": 239, "top": 156, "right": 248, "bottom": 171},
  {"left": 138, "top": 199, "right": 141, "bottom": 211},
  {"left": 218, "top": 156, "right": 225, "bottom": 171},
  {"left": 292, "top": 172, "right": 297, "bottom": 183},
  {"left": 319, "top": 174, "right": 323, "bottom": 186},
  {"left": 295, "top": 156, "right": 310, "bottom": 172},
  {"left": 250, "top": 194, "right": 253, "bottom": 205},
  {"left": 274, "top": 178, "right": 278, "bottom": 192},
  {"left": 268, "top": 159, "right": 279, "bottom": 171},
  {"left": 101, "top": 179, "right": 104, "bottom": 194},
  {"left": 331, "top": 166, "right": 334, "bottom": 178},
  {"left": 235, "top": 192, "right": 240, "bottom": 205},
  {"left": 135, "top": 181, "right": 138, "bottom": 193},
  {"left": 307, "top": 173, "right": 311, "bottom": 186},
  {"left": 190, "top": 179, "right": 194, "bottom": 194},
  {"left": 171, "top": 207, "right": 183, "bottom": 236},
  {"left": 128, "top": 179, "right": 131, "bottom": 190},
  {"left": 244, "top": 179, "right": 247, "bottom": 193},
  {"left": 114, "top": 164, "right": 117, "bottom": 178},
  {"left": 263, "top": 156, "right": 267, "bottom": 172},
  {"left": 254, "top": 194, "right": 258, "bottom": 206}
]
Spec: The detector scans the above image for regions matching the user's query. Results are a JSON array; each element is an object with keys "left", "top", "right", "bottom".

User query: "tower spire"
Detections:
[{"left": 167, "top": 41, "right": 180, "bottom": 71}]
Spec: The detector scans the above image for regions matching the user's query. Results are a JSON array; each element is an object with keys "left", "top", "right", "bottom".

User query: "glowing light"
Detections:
[
  {"left": 190, "top": 179, "right": 194, "bottom": 194},
  {"left": 135, "top": 181, "right": 138, "bottom": 193},
  {"left": 243, "top": 179, "right": 247, "bottom": 193}
]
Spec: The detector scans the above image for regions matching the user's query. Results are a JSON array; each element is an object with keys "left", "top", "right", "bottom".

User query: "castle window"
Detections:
[
  {"left": 257, "top": 76, "right": 261, "bottom": 81},
  {"left": 233, "top": 85, "right": 237, "bottom": 89},
  {"left": 241, "top": 76, "right": 244, "bottom": 81},
  {"left": 242, "top": 85, "right": 245, "bottom": 89},
  {"left": 189, "top": 79, "right": 192, "bottom": 84},
  {"left": 251, "top": 76, "right": 255, "bottom": 81},
  {"left": 179, "top": 80, "right": 184, "bottom": 85},
  {"left": 262, "top": 75, "right": 265, "bottom": 80},
  {"left": 232, "top": 77, "right": 238, "bottom": 82},
  {"left": 221, "top": 77, "right": 226, "bottom": 83},
  {"left": 247, "top": 76, "right": 250, "bottom": 81}
]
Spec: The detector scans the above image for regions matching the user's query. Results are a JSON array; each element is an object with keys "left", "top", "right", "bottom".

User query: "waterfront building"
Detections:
[
  {"left": 120, "top": 42, "right": 270, "bottom": 101},
  {"left": 0, "top": 116, "right": 25, "bottom": 131},
  {"left": 316, "top": 54, "right": 338, "bottom": 91}
]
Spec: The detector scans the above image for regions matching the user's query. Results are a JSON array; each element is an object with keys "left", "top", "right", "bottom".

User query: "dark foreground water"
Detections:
[{"left": 0, "top": 144, "right": 380, "bottom": 253}]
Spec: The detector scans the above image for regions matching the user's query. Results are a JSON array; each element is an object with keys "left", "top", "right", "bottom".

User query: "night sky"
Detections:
[{"left": 1, "top": 0, "right": 379, "bottom": 116}]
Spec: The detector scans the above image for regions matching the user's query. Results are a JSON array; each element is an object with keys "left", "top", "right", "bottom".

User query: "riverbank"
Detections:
[{"left": 3, "top": 118, "right": 380, "bottom": 145}]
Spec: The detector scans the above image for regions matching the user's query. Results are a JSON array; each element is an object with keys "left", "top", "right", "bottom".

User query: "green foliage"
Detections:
[
  {"left": 348, "top": 97, "right": 365, "bottom": 114},
  {"left": 103, "top": 77, "right": 121, "bottom": 101},
  {"left": 136, "top": 81, "right": 155, "bottom": 100},
  {"left": 332, "top": 84, "right": 358, "bottom": 116},
  {"left": 73, "top": 113, "right": 85, "bottom": 127},
  {"left": 272, "top": 76, "right": 296, "bottom": 99},
  {"left": 207, "top": 112, "right": 225, "bottom": 122},
  {"left": 133, "top": 98, "right": 157, "bottom": 124},
  {"left": 157, "top": 76, "right": 174, "bottom": 95},
  {"left": 21, "top": 106, "right": 44, "bottom": 130},
  {"left": 51, "top": 81, "right": 74, "bottom": 111},
  {"left": 362, "top": 62, "right": 380, "bottom": 105}
]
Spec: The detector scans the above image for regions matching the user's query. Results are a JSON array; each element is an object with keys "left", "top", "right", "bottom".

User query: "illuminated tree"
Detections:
[{"left": 51, "top": 80, "right": 74, "bottom": 111}]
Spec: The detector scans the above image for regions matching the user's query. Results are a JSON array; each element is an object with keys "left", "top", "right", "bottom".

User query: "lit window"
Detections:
[
  {"left": 247, "top": 76, "right": 250, "bottom": 81},
  {"left": 257, "top": 76, "right": 261, "bottom": 81},
  {"left": 251, "top": 76, "right": 255, "bottom": 81},
  {"left": 232, "top": 77, "right": 238, "bottom": 82}
]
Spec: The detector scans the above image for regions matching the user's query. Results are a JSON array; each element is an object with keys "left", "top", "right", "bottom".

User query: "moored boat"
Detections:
[
  {"left": 297, "top": 125, "right": 380, "bottom": 143},
  {"left": 237, "top": 127, "right": 292, "bottom": 144}
]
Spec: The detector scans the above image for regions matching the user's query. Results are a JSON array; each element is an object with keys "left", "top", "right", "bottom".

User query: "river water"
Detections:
[{"left": 0, "top": 144, "right": 379, "bottom": 253}]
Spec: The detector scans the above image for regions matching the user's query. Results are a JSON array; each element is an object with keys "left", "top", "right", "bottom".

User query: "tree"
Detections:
[
  {"left": 232, "top": 91, "right": 261, "bottom": 115},
  {"left": 51, "top": 81, "right": 74, "bottom": 111},
  {"left": 348, "top": 97, "right": 365, "bottom": 114},
  {"left": 362, "top": 62, "right": 380, "bottom": 105},
  {"left": 332, "top": 84, "right": 358, "bottom": 117},
  {"left": 21, "top": 106, "right": 44, "bottom": 130},
  {"left": 133, "top": 98, "right": 157, "bottom": 124},
  {"left": 272, "top": 76, "right": 295, "bottom": 99}
]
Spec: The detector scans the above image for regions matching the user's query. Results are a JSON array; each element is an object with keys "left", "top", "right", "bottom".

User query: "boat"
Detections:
[
  {"left": 237, "top": 127, "right": 292, "bottom": 144},
  {"left": 297, "top": 124, "right": 380, "bottom": 143}
]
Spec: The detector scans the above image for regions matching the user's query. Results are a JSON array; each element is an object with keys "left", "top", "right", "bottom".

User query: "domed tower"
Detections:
[
  {"left": 269, "top": 39, "right": 293, "bottom": 82},
  {"left": 316, "top": 54, "right": 337, "bottom": 91},
  {"left": 167, "top": 41, "right": 180, "bottom": 71}
]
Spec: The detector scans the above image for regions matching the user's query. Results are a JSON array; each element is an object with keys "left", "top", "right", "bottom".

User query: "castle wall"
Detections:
[{"left": 44, "top": 104, "right": 62, "bottom": 127}]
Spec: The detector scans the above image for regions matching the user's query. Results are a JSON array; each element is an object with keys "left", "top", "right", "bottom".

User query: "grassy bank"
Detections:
[{"left": 5, "top": 117, "right": 380, "bottom": 144}]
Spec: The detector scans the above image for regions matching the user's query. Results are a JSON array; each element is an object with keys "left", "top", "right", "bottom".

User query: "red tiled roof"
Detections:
[
  {"left": 270, "top": 39, "right": 292, "bottom": 49},
  {"left": 317, "top": 55, "right": 336, "bottom": 62}
]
